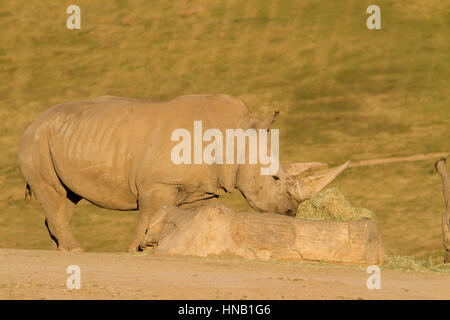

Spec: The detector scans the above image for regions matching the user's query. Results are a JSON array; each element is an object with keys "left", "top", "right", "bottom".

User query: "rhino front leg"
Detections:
[{"left": 127, "top": 184, "right": 178, "bottom": 252}]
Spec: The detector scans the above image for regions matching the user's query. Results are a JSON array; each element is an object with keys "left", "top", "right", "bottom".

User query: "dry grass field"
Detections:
[{"left": 0, "top": 0, "right": 449, "bottom": 268}]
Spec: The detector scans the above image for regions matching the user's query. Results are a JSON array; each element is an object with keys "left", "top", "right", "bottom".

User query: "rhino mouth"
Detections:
[
  {"left": 240, "top": 190, "right": 298, "bottom": 215},
  {"left": 239, "top": 190, "right": 261, "bottom": 212}
]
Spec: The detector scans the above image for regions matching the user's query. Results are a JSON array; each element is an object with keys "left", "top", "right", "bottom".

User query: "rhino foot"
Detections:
[
  {"left": 139, "top": 240, "right": 158, "bottom": 252},
  {"left": 57, "top": 246, "right": 83, "bottom": 252},
  {"left": 126, "top": 245, "right": 140, "bottom": 253}
]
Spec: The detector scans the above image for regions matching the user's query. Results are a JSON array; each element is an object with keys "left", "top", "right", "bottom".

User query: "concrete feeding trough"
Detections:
[{"left": 140, "top": 203, "right": 386, "bottom": 265}]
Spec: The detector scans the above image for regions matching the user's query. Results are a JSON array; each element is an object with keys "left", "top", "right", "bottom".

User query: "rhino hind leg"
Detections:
[{"left": 30, "top": 179, "right": 83, "bottom": 252}]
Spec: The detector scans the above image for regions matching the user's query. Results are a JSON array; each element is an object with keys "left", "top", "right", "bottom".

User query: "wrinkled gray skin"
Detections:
[{"left": 18, "top": 95, "right": 299, "bottom": 252}]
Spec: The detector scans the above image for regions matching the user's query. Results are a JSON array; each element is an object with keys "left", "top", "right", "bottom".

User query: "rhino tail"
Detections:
[{"left": 25, "top": 183, "right": 33, "bottom": 201}]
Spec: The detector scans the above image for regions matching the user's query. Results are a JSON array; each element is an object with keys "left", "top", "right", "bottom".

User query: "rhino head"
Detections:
[
  {"left": 236, "top": 160, "right": 350, "bottom": 215},
  {"left": 235, "top": 111, "right": 350, "bottom": 215}
]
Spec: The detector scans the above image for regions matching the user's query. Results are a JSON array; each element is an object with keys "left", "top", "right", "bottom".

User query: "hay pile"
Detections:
[
  {"left": 296, "top": 188, "right": 375, "bottom": 222},
  {"left": 383, "top": 256, "right": 450, "bottom": 273}
]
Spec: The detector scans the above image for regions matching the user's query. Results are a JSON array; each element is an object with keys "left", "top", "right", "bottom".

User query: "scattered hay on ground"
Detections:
[
  {"left": 296, "top": 188, "right": 375, "bottom": 222},
  {"left": 383, "top": 255, "right": 450, "bottom": 273}
]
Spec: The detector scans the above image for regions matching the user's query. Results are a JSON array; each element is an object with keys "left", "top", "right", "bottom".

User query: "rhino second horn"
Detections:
[
  {"left": 284, "top": 162, "right": 328, "bottom": 177},
  {"left": 293, "top": 161, "right": 351, "bottom": 201}
]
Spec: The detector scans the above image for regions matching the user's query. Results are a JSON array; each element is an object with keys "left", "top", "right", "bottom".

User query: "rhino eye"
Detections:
[{"left": 272, "top": 176, "right": 280, "bottom": 181}]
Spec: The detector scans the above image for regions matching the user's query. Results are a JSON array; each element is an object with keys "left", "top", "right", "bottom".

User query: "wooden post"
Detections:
[{"left": 435, "top": 158, "right": 450, "bottom": 263}]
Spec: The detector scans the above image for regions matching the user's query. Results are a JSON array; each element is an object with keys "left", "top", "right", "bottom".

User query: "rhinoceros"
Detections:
[{"left": 18, "top": 94, "right": 349, "bottom": 252}]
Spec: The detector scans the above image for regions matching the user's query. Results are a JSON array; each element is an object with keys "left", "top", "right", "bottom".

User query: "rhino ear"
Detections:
[{"left": 253, "top": 110, "right": 279, "bottom": 129}]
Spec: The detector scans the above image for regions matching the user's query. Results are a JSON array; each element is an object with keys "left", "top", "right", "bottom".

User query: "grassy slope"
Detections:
[{"left": 0, "top": 0, "right": 449, "bottom": 258}]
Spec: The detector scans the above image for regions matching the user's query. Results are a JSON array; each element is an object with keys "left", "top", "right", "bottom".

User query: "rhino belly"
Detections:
[{"left": 54, "top": 160, "right": 138, "bottom": 210}]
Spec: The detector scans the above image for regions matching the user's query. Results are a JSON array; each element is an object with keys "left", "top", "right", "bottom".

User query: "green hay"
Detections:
[
  {"left": 296, "top": 188, "right": 375, "bottom": 222},
  {"left": 383, "top": 255, "right": 450, "bottom": 273}
]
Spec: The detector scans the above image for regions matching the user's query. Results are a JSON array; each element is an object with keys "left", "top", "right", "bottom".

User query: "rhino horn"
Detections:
[
  {"left": 284, "top": 162, "right": 328, "bottom": 177},
  {"left": 291, "top": 161, "right": 351, "bottom": 201}
]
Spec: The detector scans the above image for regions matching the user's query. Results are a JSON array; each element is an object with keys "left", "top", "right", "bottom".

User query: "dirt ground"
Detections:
[{"left": 0, "top": 248, "right": 449, "bottom": 300}]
